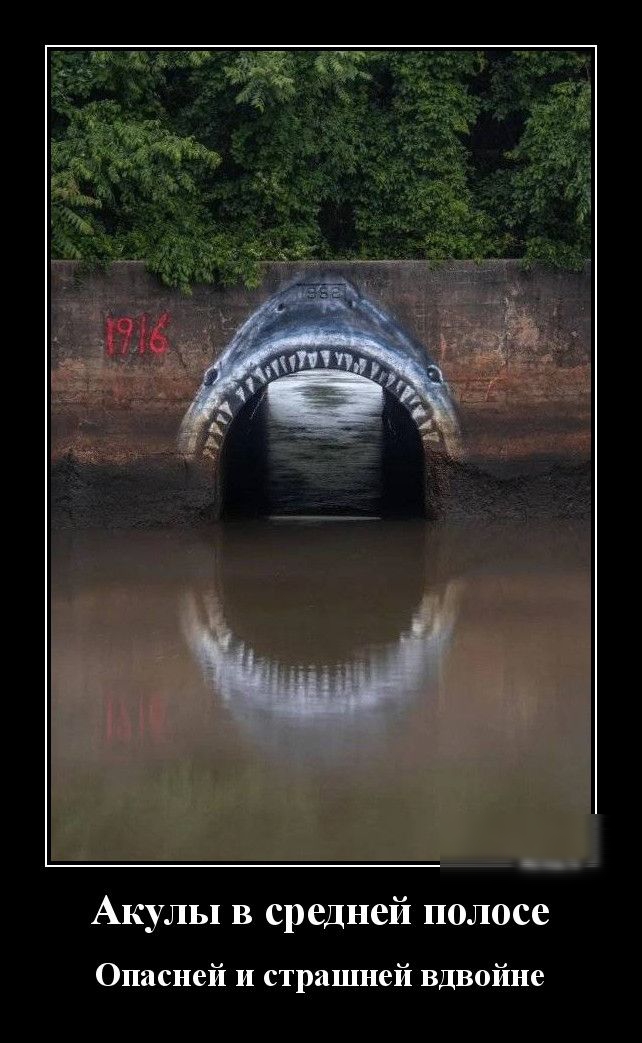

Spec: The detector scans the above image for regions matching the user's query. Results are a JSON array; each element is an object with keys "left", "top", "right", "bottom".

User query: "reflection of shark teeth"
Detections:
[{"left": 180, "top": 581, "right": 462, "bottom": 719}]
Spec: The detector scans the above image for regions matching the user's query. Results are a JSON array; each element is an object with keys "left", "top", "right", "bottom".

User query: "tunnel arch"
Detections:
[{"left": 178, "top": 274, "right": 463, "bottom": 517}]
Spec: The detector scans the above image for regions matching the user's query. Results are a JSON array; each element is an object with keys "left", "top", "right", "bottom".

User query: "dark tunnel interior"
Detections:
[{"left": 221, "top": 375, "right": 425, "bottom": 518}]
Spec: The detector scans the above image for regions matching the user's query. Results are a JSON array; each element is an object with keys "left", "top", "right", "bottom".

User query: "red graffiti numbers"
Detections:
[
  {"left": 105, "top": 312, "right": 171, "bottom": 357},
  {"left": 104, "top": 316, "right": 133, "bottom": 356},
  {"left": 104, "top": 693, "right": 169, "bottom": 747},
  {"left": 149, "top": 312, "right": 170, "bottom": 354},
  {"left": 138, "top": 312, "right": 147, "bottom": 354}
]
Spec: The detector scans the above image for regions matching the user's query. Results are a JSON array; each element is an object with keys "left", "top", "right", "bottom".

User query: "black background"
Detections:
[
  {"left": 42, "top": 852, "right": 606, "bottom": 1007},
  {"left": 43, "top": 33, "right": 601, "bottom": 1012}
]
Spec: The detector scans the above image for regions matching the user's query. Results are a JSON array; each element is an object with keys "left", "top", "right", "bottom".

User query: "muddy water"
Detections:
[
  {"left": 265, "top": 371, "right": 383, "bottom": 515},
  {"left": 51, "top": 516, "right": 591, "bottom": 863},
  {"left": 51, "top": 374, "right": 591, "bottom": 862}
]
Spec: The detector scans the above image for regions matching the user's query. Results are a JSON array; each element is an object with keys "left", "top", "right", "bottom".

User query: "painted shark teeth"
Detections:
[
  {"left": 197, "top": 354, "right": 448, "bottom": 463},
  {"left": 179, "top": 277, "right": 464, "bottom": 478}
]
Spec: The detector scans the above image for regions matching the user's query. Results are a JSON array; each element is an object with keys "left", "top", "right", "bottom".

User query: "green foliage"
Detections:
[
  {"left": 50, "top": 48, "right": 592, "bottom": 289},
  {"left": 224, "top": 51, "right": 298, "bottom": 111},
  {"left": 353, "top": 51, "right": 501, "bottom": 260},
  {"left": 508, "top": 81, "right": 591, "bottom": 268},
  {"left": 479, "top": 51, "right": 591, "bottom": 269}
]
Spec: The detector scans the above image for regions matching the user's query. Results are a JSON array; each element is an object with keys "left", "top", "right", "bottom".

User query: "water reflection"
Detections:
[
  {"left": 265, "top": 372, "right": 383, "bottom": 515},
  {"left": 180, "top": 522, "right": 461, "bottom": 763},
  {"left": 51, "top": 520, "right": 591, "bottom": 862},
  {"left": 223, "top": 370, "right": 424, "bottom": 518},
  {"left": 103, "top": 693, "right": 169, "bottom": 749}
]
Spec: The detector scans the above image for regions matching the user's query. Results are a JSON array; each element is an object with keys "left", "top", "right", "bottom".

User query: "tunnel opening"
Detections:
[
  {"left": 221, "top": 371, "right": 425, "bottom": 519},
  {"left": 178, "top": 273, "right": 463, "bottom": 520}
]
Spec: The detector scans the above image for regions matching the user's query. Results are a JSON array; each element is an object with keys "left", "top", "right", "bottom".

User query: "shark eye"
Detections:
[
  {"left": 203, "top": 366, "right": 218, "bottom": 387},
  {"left": 427, "top": 365, "right": 442, "bottom": 384}
]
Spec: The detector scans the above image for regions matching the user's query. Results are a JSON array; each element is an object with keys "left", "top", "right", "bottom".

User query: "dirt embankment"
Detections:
[{"left": 50, "top": 451, "right": 591, "bottom": 530}]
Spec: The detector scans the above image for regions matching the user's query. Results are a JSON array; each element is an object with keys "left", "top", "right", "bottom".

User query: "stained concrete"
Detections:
[{"left": 50, "top": 260, "right": 591, "bottom": 526}]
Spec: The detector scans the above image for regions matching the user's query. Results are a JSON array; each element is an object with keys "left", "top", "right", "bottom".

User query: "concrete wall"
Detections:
[{"left": 51, "top": 259, "right": 591, "bottom": 476}]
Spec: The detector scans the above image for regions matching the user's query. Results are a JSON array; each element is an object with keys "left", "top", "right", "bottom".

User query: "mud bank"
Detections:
[{"left": 50, "top": 454, "right": 591, "bottom": 530}]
